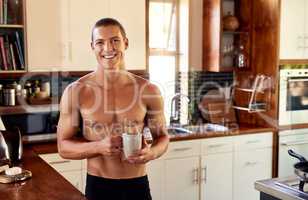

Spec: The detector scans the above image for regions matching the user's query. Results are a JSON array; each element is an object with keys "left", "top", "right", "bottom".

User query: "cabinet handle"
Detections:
[
  {"left": 201, "top": 166, "right": 207, "bottom": 183},
  {"left": 297, "top": 36, "right": 305, "bottom": 49},
  {"left": 49, "top": 160, "right": 70, "bottom": 165},
  {"left": 172, "top": 147, "right": 192, "bottom": 152},
  {"left": 245, "top": 161, "right": 258, "bottom": 166},
  {"left": 68, "top": 41, "right": 73, "bottom": 61},
  {"left": 245, "top": 140, "right": 261, "bottom": 144},
  {"left": 193, "top": 168, "right": 199, "bottom": 184},
  {"left": 281, "top": 140, "right": 308, "bottom": 146},
  {"left": 208, "top": 144, "right": 227, "bottom": 148}
]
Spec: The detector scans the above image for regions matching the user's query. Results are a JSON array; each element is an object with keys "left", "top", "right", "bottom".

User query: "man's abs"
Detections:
[{"left": 87, "top": 155, "right": 146, "bottom": 179}]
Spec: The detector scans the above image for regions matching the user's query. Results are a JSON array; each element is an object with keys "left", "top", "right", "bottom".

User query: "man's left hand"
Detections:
[{"left": 126, "top": 141, "right": 156, "bottom": 164}]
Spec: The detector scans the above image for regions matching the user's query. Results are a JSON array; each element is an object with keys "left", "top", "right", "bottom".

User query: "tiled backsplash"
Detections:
[{"left": 179, "top": 71, "right": 234, "bottom": 124}]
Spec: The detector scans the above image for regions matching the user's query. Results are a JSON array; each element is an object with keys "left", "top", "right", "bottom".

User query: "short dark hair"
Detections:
[{"left": 91, "top": 18, "right": 127, "bottom": 41}]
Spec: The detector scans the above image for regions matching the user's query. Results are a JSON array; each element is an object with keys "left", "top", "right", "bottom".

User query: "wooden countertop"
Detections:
[
  {"left": 169, "top": 123, "right": 274, "bottom": 142},
  {"left": 0, "top": 124, "right": 274, "bottom": 200},
  {"left": 0, "top": 148, "right": 87, "bottom": 200},
  {"left": 27, "top": 124, "right": 275, "bottom": 154}
]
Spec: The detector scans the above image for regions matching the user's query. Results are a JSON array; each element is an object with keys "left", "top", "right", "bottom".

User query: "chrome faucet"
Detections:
[{"left": 170, "top": 93, "right": 190, "bottom": 126}]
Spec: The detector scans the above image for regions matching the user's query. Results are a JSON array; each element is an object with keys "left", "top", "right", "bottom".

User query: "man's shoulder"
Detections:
[{"left": 65, "top": 72, "right": 96, "bottom": 91}]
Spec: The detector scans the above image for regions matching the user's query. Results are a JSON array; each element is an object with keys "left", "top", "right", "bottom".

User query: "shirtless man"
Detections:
[{"left": 57, "top": 18, "right": 169, "bottom": 200}]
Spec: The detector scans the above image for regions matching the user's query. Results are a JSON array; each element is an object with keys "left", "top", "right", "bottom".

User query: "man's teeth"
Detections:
[{"left": 103, "top": 54, "right": 116, "bottom": 59}]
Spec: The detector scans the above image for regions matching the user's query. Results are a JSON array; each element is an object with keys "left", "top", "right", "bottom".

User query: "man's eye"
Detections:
[
  {"left": 95, "top": 41, "right": 103, "bottom": 45},
  {"left": 112, "top": 39, "right": 120, "bottom": 43}
]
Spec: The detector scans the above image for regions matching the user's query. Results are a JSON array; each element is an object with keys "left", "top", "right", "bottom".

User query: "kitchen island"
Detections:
[{"left": 0, "top": 148, "right": 87, "bottom": 200}]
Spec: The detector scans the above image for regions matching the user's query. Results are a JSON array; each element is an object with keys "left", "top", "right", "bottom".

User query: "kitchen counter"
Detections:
[
  {"left": 0, "top": 147, "right": 87, "bottom": 200},
  {"left": 0, "top": 124, "right": 274, "bottom": 200},
  {"left": 169, "top": 123, "right": 274, "bottom": 142},
  {"left": 28, "top": 124, "right": 275, "bottom": 154},
  {"left": 255, "top": 177, "right": 308, "bottom": 200}
]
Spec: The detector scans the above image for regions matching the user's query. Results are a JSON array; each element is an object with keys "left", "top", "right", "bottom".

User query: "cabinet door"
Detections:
[
  {"left": 164, "top": 157, "right": 199, "bottom": 200},
  {"left": 60, "top": 0, "right": 108, "bottom": 71},
  {"left": 62, "top": 170, "right": 83, "bottom": 192},
  {"left": 233, "top": 148, "right": 272, "bottom": 200},
  {"left": 280, "top": 0, "right": 306, "bottom": 59},
  {"left": 26, "top": 0, "right": 63, "bottom": 71},
  {"left": 147, "top": 159, "right": 164, "bottom": 200},
  {"left": 200, "top": 153, "right": 233, "bottom": 200},
  {"left": 109, "top": 0, "right": 146, "bottom": 70}
]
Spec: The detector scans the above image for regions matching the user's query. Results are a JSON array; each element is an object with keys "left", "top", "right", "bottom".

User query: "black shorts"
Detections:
[{"left": 85, "top": 174, "right": 152, "bottom": 200}]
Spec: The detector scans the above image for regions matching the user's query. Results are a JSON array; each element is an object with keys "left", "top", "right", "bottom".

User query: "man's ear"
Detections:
[
  {"left": 124, "top": 38, "right": 129, "bottom": 50},
  {"left": 90, "top": 42, "right": 94, "bottom": 50}
]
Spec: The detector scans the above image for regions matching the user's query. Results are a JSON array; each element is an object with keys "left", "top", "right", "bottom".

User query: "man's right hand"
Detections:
[{"left": 98, "top": 135, "right": 123, "bottom": 156}]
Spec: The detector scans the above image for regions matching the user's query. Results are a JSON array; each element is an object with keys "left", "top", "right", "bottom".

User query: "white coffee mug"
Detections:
[{"left": 122, "top": 133, "right": 142, "bottom": 158}]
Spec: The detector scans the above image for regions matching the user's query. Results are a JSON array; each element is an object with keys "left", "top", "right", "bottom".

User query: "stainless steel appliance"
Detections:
[
  {"left": 279, "top": 69, "right": 308, "bottom": 125},
  {"left": 0, "top": 128, "right": 23, "bottom": 164},
  {"left": 275, "top": 177, "right": 308, "bottom": 197}
]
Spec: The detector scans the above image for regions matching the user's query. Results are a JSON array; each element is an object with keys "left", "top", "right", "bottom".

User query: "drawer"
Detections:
[
  {"left": 201, "top": 136, "right": 233, "bottom": 155},
  {"left": 39, "top": 153, "right": 83, "bottom": 172},
  {"left": 164, "top": 140, "right": 201, "bottom": 159},
  {"left": 234, "top": 132, "right": 273, "bottom": 151}
]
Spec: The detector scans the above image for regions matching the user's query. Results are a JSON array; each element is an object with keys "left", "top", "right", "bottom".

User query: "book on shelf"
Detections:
[
  {"left": 0, "top": 36, "right": 8, "bottom": 70},
  {"left": 9, "top": 43, "right": 16, "bottom": 70},
  {"left": 14, "top": 31, "right": 24, "bottom": 69},
  {"left": 0, "top": 32, "right": 24, "bottom": 71},
  {"left": 3, "top": 0, "right": 7, "bottom": 24}
]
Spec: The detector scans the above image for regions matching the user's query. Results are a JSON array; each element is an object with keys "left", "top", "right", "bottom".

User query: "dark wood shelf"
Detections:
[
  {"left": 0, "top": 104, "right": 59, "bottom": 115},
  {"left": 223, "top": 31, "right": 249, "bottom": 35},
  {"left": 0, "top": 24, "right": 24, "bottom": 28}
]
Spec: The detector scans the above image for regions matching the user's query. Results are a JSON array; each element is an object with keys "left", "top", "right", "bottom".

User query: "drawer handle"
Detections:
[
  {"left": 49, "top": 160, "right": 71, "bottom": 165},
  {"left": 173, "top": 147, "right": 192, "bottom": 152},
  {"left": 245, "top": 140, "right": 261, "bottom": 144},
  {"left": 208, "top": 144, "right": 227, "bottom": 148},
  {"left": 281, "top": 140, "right": 308, "bottom": 146},
  {"left": 193, "top": 168, "right": 199, "bottom": 184},
  {"left": 245, "top": 161, "right": 258, "bottom": 166},
  {"left": 201, "top": 166, "right": 207, "bottom": 183}
]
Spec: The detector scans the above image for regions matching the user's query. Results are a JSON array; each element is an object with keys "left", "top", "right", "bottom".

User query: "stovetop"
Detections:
[{"left": 275, "top": 177, "right": 308, "bottom": 196}]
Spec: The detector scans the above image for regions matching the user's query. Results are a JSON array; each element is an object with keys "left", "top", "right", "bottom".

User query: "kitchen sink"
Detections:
[{"left": 167, "top": 123, "right": 228, "bottom": 135}]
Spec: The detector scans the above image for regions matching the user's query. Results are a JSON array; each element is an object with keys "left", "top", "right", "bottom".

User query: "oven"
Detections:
[
  {"left": 279, "top": 69, "right": 308, "bottom": 125},
  {"left": 278, "top": 128, "right": 308, "bottom": 177}
]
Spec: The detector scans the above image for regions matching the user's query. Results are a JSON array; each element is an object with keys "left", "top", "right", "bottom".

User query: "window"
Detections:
[{"left": 148, "top": 0, "right": 189, "bottom": 124}]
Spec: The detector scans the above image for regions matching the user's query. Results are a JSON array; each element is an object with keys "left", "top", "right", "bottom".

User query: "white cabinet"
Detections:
[
  {"left": 147, "top": 159, "right": 164, "bottom": 200},
  {"left": 26, "top": 0, "right": 64, "bottom": 71},
  {"left": 200, "top": 137, "right": 233, "bottom": 200},
  {"left": 146, "top": 132, "right": 272, "bottom": 200},
  {"left": 163, "top": 140, "right": 200, "bottom": 200},
  {"left": 233, "top": 133, "right": 273, "bottom": 200},
  {"left": 39, "top": 153, "right": 86, "bottom": 194},
  {"left": 165, "top": 157, "right": 200, "bottom": 200},
  {"left": 26, "top": 0, "right": 146, "bottom": 72},
  {"left": 280, "top": 0, "right": 308, "bottom": 59}
]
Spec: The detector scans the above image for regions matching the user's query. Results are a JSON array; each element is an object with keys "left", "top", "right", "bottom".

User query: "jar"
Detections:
[
  {"left": 3, "top": 89, "right": 15, "bottom": 106},
  {"left": 41, "top": 81, "right": 50, "bottom": 97},
  {"left": 223, "top": 12, "right": 240, "bottom": 31}
]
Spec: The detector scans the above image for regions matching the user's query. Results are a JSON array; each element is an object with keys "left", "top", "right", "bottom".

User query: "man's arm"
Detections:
[
  {"left": 57, "top": 83, "right": 121, "bottom": 160},
  {"left": 127, "top": 83, "right": 169, "bottom": 163}
]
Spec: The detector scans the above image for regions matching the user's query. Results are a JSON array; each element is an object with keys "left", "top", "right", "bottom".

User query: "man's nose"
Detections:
[{"left": 103, "top": 41, "right": 114, "bottom": 51}]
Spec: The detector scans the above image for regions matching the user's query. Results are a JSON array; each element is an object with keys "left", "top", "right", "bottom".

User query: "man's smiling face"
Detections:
[{"left": 91, "top": 25, "right": 128, "bottom": 71}]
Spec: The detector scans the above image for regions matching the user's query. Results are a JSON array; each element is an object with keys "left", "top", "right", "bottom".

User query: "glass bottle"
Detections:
[{"left": 235, "top": 45, "right": 246, "bottom": 68}]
